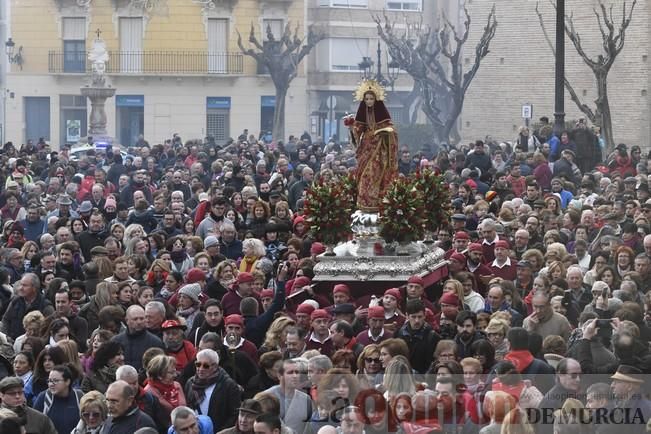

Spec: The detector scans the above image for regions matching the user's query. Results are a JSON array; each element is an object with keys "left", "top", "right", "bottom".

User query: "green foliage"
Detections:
[
  {"left": 379, "top": 169, "right": 451, "bottom": 243},
  {"left": 304, "top": 173, "right": 357, "bottom": 246}
]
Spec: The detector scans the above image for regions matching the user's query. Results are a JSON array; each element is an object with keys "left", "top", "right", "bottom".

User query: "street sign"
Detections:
[{"left": 522, "top": 104, "right": 533, "bottom": 119}]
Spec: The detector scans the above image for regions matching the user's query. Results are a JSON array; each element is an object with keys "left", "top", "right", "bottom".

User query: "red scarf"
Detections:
[
  {"left": 504, "top": 350, "right": 534, "bottom": 373},
  {"left": 148, "top": 379, "right": 181, "bottom": 407}
]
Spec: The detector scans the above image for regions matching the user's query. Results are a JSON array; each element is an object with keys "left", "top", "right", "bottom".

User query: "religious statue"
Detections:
[
  {"left": 88, "top": 34, "right": 109, "bottom": 87},
  {"left": 345, "top": 80, "right": 399, "bottom": 213}
]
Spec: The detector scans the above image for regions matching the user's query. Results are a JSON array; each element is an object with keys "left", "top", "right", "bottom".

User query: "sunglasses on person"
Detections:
[
  {"left": 365, "top": 358, "right": 381, "bottom": 364},
  {"left": 195, "top": 362, "right": 214, "bottom": 369},
  {"left": 82, "top": 412, "right": 102, "bottom": 419}
]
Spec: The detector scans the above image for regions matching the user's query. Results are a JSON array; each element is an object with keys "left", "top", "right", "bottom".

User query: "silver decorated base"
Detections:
[{"left": 313, "top": 246, "right": 447, "bottom": 282}]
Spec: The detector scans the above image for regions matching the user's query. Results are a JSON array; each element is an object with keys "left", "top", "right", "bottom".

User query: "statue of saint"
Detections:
[
  {"left": 346, "top": 80, "right": 399, "bottom": 213},
  {"left": 88, "top": 38, "right": 109, "bottom": 86}
]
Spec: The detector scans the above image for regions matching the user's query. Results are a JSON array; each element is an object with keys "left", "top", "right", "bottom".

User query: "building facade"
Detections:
[
  {"left": 4, "top": 0, "right": 307, "bottom": 147},
  {"left": 306, "top": 0, "right": 437, "bottom": 143},
  {"left": 460, "top": 0, "right": 651, "bottom": 148}
]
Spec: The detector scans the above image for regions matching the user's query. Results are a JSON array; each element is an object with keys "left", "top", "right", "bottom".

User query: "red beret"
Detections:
[
  {"left": 237, "top": 272, "right": 255, "bottom": 284},
  {"left": 454, "top": 231, "right": 470, "bottom": 240},
  {"left": 466, "top": 179, "right": 478, "bottom": 189},
  {"left": 296, "top": 303, "right": 316, "bottom": 315},
  {"left": 185, "top": 268, "right": 206, "bottom": 284},
  {"left": 293, "top": 276, "right": 312, "bottom": 290},
  {"left": 310, "top": 242, "right": 326, "bottom": 255},
  {"left": 310, "top": 309, "right": 330, "bottom": 321},
  {"left": 224, "top": 314, "right": 244, "bottom": 327},
  {"left": 440, "top": 292, "right": 460, "bottom": 306},
  {"left": 384, "top": 288, "right": 402, "bottom": 301},
  {"left": 260, "top": 289, "right": 274, "bottom": 299},
  {"left": 333, "top": 284, "right": 351, "bottom": 296},
  {"left": 407, "top": 275, "right": 425, "bottom": 286},
  {"left": 450, "top": 253, "right": 466, "bottom": 264},
  {"left": 468, "top": 243, "right": 483, "bottom": 253},
  {"left": 368, "top": 306, "right": 385, "bottom": 319},
  {"left": 495, "top": 240, "right": 510, "bottom": 249}
]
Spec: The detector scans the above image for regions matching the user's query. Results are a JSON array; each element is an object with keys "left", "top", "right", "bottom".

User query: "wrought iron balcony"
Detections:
[{"left": 48, "top": 50, "right": 244, "bottom": 75}]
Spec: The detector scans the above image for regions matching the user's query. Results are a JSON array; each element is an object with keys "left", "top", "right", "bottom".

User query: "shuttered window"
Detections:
[
  {"left": 207, "top": 18, "right": 228, "bottom": 73},
  {"left": 119, "top": 17, "right": 143, "bottom": 73}
]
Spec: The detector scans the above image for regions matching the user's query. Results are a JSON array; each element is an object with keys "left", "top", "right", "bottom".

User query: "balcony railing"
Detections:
[{"left": 48, "top": 50, "right": 244, "bottom": 75}]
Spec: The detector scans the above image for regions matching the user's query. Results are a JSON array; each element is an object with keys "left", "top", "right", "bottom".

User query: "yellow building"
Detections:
[{"left": 4, "top": 0, "right": 307, "bottom": 146}]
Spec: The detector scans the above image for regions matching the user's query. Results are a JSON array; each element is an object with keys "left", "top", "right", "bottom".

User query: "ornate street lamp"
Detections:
[
  {"left": 5, "top": 38, "right": 23, "bottom": 69},
  {"left": 358, "top": 41, "right": 398, "bottom": 90}
]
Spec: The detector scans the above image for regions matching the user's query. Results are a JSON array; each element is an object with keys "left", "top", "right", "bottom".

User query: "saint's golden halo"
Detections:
[{"left": 353, "top": 79, "right": 386, "bottom": 102}]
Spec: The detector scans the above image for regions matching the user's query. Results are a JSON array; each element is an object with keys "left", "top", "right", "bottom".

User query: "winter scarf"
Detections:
[
  {"left": 504, "top": 350, "right": 534, "bottom": 373},
  {"left": 239, "top": 255, "right": 259, "bottom": 273},
  {"left": 148, "top": 379, "right": 182, "bottom": 407},
  {"left": 187, "top": 370, "right": 222, "bottom": 408}
]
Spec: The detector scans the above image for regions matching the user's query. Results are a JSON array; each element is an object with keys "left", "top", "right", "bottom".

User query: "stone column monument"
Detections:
[{"left": 81, "top": 31, "right": 116, "bottom": 139}]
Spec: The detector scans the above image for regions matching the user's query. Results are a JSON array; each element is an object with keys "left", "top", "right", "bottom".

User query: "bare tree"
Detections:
[
  {"left": 535, "top": 0, "right": 636, "bottom": 151},
  {"left": 237, "top": 23, "right": 325, "bottom": 141},
  {"left": 375, "top": 5, "right": 497, "bottom": 145}
]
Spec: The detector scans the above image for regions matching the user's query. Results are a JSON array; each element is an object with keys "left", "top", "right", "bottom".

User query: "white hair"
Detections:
[
  {"left": 242, "top": 238, "right": 266, "bottom": 258},
  {"left": 115, "top": 365, "right": 138, "bottom": 382},
  {"left": 196, "top": 349, "right": 220, "bottom": 366}
]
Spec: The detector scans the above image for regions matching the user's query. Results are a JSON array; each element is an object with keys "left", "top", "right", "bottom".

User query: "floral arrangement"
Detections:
[
  {"left": 415, "top": 168, "right": 452, "bottom": 234},
  {"left": 379, "top": 176, "right": 425, "bottom": 243},
  {"left": 379, "top": 169, "right": 451, "bottom": 243},
  {"left": 304, "top": 173, "right": 357, "bottom": 246}
]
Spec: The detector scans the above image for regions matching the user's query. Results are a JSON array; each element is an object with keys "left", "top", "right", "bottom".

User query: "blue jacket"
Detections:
[
  {"left": 21, "top": 218, "right": 46, "bottom": 241},
  {"left": 168, "top": 415, "right": 213, "bottom": 434}
]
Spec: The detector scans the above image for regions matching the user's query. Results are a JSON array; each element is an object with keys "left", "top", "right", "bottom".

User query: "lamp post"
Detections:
[
  {"left": 553, "top": 0, "right": 565, "bottom": 136},
  {"left": 358, "top": 41, "right": 399, "bottom": 90},
  {"left": 5, "top": 38, "right": 23, "bottom": 69}
]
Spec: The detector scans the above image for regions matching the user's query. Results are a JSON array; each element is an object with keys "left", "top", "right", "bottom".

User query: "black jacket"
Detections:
[
  {"left": 184, "top": 367, "right": 242, "bottom": 432},
  {"left": 243, "top": 282, "right": 285, "bottom": 347},
  {"left": 2, "top": 294, "right": 54, "bottom": 339},
  {"left": 100, "top": 406, "right": 156, "bottom": 434},
  {"left": 396, "top": 322, "right": 441, "bottom": 374},
  {"left": 112, "top": 329, "right": 164, "bottom": 371},
  {"left": 77, "top": 230, "right": 108, "bottom": 263}
]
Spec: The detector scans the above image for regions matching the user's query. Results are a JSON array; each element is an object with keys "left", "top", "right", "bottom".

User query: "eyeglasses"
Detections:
[
  {"left": 195, "top": 362, "right": 214, "bottom": 370},
  {"left": 82, "top": 412, "right": 102, "bottom": 419},
  {"left": 47, "top": 378, "right": 64, "bottom": 384},
  {"left": 365, "top": 358, "right": 381, "bottom": 364}
]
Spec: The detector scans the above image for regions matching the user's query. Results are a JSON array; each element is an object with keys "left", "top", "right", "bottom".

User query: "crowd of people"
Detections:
[{"left": 0, "top": 120, "right": 648, "bottom": 434}]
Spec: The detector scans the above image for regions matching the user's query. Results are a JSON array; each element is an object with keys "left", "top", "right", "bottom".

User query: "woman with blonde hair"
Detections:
[
  {"left": 144, "top": 354, "right": 186, "bottom": 422},
  {"left": 239, "top": 238, "right": 266, "bottom": 273},
  {"left": 546, "top": 260, "right": 567, "bottom": 281},
  {"left": 500, "top": 408, "right": 535, "bottom": 434},
  {"left": 94, "top": 257, "right": 114, "bottom": 280},
  {"left": 58, "top": 339, "right": 85, "bottom": 385},
  {"left": 485, "top": 318, "right": 510, "bottom": 361},
  {"left": 110, "top": 222, "right": 125, "bottom": 242},
  {"left": 382, "top": 355, "right": 416, "bottom": 400},
  {"left": 71, "top": 390, "right": 109, "bottom": 434},
  {"left": 80, "top": 282, "right": 118, "bottom": 332},
  {"left": 260, "top": 316, "right": 296, "bottom": 354},
  {"left": 124, "top": 223, "right": 146, "bottom": 243},
  {"left": 13, "top": 310, "right": 44, "bottom": 353},
  {"left": 20, "top": 240, "right": 39, "bottom": 272},
  {"left": 356, "top": 344, "right": 383, "bottom": 389},
  {"left": 207, "top": 259, "right": 237, "bottom": 300},
  {"left": 146, "top": 258, "right": 170, "bottom": 292}
]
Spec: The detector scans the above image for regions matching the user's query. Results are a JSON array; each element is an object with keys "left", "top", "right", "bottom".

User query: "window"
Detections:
[
  {"left": 63, "top": 18, "right": 86, "bottom": 73},
  {"left": 258, "top": 19, "right": 284, "bottom": 74},
  {"left": 386, "top": 0, "right": 421, "bottom": 11},
  {"left": 330, "top": 38, "right": 368, "bottom": 71},
  {"left": 207, "top": 19, "right": 229, "bottom": 73},
  {"left": 319, "top": 0, "right": 368, "bottom": 7},
  {"left": 119, "top": 17, "right": 143, "bottom": 73}
]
